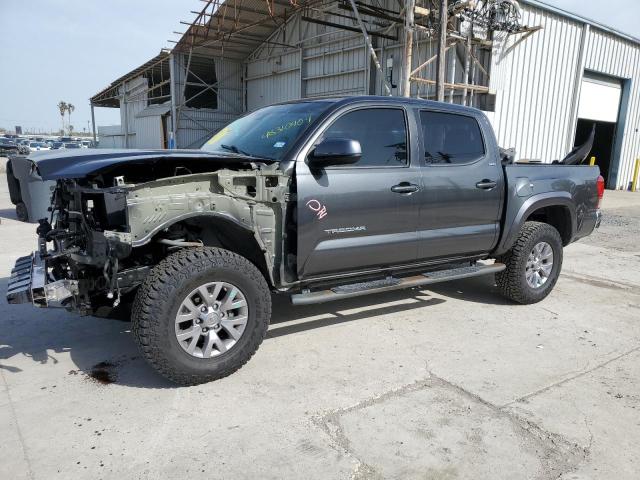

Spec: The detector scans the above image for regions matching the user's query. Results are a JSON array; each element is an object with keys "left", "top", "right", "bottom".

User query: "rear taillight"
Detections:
[{"left": 597, "top": 175, "right": 605, "bottom": 209}]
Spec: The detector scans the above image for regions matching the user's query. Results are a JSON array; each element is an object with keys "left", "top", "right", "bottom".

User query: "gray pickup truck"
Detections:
[{"left": 6, "top": 97, "right": 603, "bottom": 385}]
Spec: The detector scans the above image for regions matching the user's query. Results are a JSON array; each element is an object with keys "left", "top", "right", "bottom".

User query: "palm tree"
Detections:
[
  {"left": 67, "top": 104, "right": 75, "bottom": 134},
  {"left": 57, "top": 101, "right": 67, "bottom": 134}
]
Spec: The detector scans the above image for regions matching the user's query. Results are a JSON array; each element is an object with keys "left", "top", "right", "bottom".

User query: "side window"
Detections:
[
  {"left": 320, "top": 108, "right": 408, "bottom": 167},
  {"left": 420, "top": 111, "right": 485, "bottom": 165}
]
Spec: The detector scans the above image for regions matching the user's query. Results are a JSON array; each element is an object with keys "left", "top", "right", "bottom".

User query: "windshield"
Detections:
[{"left": 200, "top": 102, "right": 331, "bottom": 161}]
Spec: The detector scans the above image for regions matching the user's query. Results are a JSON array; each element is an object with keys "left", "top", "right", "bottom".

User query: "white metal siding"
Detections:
[
  {"left": 97, "top": 125, "right": 126, "bottom": 149},
  {"left": 247, "top": 50, "right": 300, "bottom": 109},
  {"left": 172, "top": 55, "right": 244, "bottom": 148},
  {"left": 176, "top": 108, "right": 240, "bottom": 148},
  {"left": 170, "top": 0, "right": 640, "bottom": 189},
  {"left": 488, "top": 5, "right": 584, "bottom": 163},
  {"left": 134, "top": 115, "right": 164, "bottom": 149},
  {"left": 120, "top": 76, "right": 148, "bottom": 148},
  {"left": 488, "top": 3, "right": 640, "bottom": 189}
]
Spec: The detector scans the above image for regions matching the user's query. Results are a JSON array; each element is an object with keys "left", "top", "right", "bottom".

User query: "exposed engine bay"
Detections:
[{"left": 32, "top": 157, "right": 290, "bottom": 315}]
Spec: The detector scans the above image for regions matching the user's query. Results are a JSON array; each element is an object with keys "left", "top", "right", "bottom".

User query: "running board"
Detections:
[{"left": 290, "top": 263, "right": 505, "bottom": 306}]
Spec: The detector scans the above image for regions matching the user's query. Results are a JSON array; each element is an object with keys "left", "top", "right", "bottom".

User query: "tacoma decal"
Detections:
[{"left": 324, "top": 226, "right": 367, "bottom": 234}]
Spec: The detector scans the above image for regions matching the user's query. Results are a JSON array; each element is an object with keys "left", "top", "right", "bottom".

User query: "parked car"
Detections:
[
  {"left": 6, "top": 97, "right": 603, "bottom": 385},
  {"left": 63, "top": 142, "right": 81, "bottom": 149},
  {"left": 27, "top": 142, "right": 50, "bottom": 152},
  {"left": 0, "top": 138, "right": 20, "bottom": 155}
]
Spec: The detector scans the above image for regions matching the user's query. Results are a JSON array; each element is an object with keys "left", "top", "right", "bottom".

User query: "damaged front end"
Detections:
[
  {"left": 6, "top": 162, "right": 287, "bottom": 315},
  {"left": 7, "top": 179, "right": 139, "bottom": 312}
]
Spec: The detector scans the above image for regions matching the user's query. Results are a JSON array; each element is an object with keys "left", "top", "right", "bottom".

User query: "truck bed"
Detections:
[{"left": 498, "top": 163, "right": 601, "bottom": 255}]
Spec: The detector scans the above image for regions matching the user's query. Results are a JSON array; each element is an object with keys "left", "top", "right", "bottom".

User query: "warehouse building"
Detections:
[{"left": 90, "top": 0, "right": 640, "bottom": 190}]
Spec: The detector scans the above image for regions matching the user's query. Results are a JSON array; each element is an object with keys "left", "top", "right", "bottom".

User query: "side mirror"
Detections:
[{"left": 308, "top": 138, "right": 361, "bottom": 168}]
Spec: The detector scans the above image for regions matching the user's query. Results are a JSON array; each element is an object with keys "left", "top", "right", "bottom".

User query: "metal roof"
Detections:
[
  {"left": 170, "top": 0, "right": 320, "bottom": 61},
  {"left": 91, "top": 0, "right": 639, "bottom": 107},
  {"left": 90, "top": 51, "right": 171, "bottom": 107}
]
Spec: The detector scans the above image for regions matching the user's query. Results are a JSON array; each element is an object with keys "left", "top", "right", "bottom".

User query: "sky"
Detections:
[{"left": 0, "top": 0, "right": 639, "bottom": 134}]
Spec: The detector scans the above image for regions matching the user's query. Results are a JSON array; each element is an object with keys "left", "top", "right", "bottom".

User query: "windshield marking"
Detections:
[{"left": 262, "top": 115, "right": 313, "bottom": 140}]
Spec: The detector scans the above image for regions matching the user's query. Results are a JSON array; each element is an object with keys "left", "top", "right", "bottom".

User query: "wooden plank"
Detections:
[{"left": 410, "top": 76, "right": 490, "bottom": 93}]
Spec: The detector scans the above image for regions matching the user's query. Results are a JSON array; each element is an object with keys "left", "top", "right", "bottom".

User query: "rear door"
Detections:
[
  {"left": 416, "top": 109, "right": 503, "bottom": 260},
  {"left": 296, "top": 105, "right": 421, "bottom": 279}
]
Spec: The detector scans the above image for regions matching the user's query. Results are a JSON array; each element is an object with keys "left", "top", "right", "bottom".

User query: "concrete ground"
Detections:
[{"left": 1, "top": 171, "right": 639, "bottom": 480}]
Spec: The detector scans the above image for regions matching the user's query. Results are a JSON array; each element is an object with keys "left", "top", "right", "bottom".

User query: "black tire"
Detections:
[
  {"left": 15, "top": 202, "right": 28, "bottom": 222},
  {"left": 132, "top": 247, "right": 271, "bottom": 385},
  {"left": 496, "top": 221, "right": 563, "bottom": 304},
  {"left": 6, "top": 160, "right": 23, "bottom": 205}
]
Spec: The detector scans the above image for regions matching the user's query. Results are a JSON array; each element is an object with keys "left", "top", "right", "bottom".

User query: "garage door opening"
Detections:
[
  {"left": 574, "top": 72, "right": 622, "bottom": 186},
  {"left": 574, "top": 120, "right": 616, "bottom": 183}
]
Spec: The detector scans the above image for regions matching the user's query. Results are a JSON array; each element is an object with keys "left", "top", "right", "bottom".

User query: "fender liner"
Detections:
[
  {"left": 132, "top": 211, "right": 277, "bottom": 287},
  {"left": 494, "top": 192, "right": 576, "bottom": 256},
  {"left": 131, "top": 211, "right": 253, "bottom": 248}
]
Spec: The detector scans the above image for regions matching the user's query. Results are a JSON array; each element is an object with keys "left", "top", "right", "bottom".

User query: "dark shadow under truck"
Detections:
[{"left": 6, "top": 97, "right": 603, "bottom": 385}]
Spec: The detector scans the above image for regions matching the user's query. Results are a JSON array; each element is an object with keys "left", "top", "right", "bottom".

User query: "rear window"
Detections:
[{"left": 420, "top": 111, "right": 485, "bottom": 165}]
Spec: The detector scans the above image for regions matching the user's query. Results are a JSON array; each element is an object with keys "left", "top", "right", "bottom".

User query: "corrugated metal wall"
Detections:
[
  {"left": 240, "top": 1, "right": 639, "bottom": 189},
  {"left": 134, "top": 112, "right": 165, "bottom": 149},
  {"left": 173, "top": 55, "right": 244, "bottom": 148},
  {"left": 121, "top": 76, "right": 148, "bottom": 148},
  {"left": 487, "top": 6, "right": 584, "bottom": 164},
  {"left": 97, "top": 125, "right": 125, "bottom": 149},
  {"left": 245, "top": 7, "right": 376, "bottom": 110},
  {"left": 105, "top": 1, "right": 638, "bottom": 187},
  {"left": 488, "top": 2, "right": 640, "bottom": 189},
  {"left": 244, "top": 4, "right": 488, "bottom": 108}
]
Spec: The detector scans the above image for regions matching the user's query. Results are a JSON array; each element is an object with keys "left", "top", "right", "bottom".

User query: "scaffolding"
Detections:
[
  {"left": 170, "top": 0, "right": 541, "bottom": 101},
  {"left": 90, "top": 0, "right": 542, "bottom": 148}
]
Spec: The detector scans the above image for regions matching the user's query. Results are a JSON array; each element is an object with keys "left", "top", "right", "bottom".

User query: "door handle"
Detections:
[
  {"left": 391, "top": 183, "right": 420, "bottom": 194},
  {"left": 476, "top": 179, "right": 497, "bottom": 190}
]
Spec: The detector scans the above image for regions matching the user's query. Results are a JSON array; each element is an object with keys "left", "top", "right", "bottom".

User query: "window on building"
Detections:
[
  {"left": 320, "top": 108, "right": 408, "bottom": 167},
  {"left": 184, "top": 56, "right": 218, "bottom": 109},
  {"left": 420, "top": 111, "right": 485, "bottom": 165}
]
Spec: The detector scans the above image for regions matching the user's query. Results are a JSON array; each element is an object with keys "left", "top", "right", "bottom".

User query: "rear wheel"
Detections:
[
  {"left": 132, "top": 247, "right": 271, "bottom": 385},
  {"left": 496, "top": 221, "right": 563, "bottom": 304}
]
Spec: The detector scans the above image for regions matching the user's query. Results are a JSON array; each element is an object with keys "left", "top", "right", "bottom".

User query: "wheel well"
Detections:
[
  {"left": 525, "top": 205, "right": 572, "bottom": 245},
  {"left": 152, "top": 217, "right": 272, "bottom": 286}
]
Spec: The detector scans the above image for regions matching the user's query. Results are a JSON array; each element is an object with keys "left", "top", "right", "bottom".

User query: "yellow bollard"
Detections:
[
  {"left": 589, "top": 156, "right": 596, "bottom": 166},
  {"left": 632, "top": 158, "right": 640, "bottom": 193}
]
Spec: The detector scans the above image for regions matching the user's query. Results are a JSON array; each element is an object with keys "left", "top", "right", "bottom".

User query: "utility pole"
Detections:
[
  {"left": 403, "top": 0, "right": 416, "bottom": 97},
  {"left": 436, "top": 0, "right": 448, "bottom": 102},
  {"left": 349, "top": 0, "right": 392, "bottom": 95}
]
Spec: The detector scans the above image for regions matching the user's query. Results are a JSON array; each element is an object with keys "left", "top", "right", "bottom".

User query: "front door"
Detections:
[
  {"left": 296, "top": 106, "right": 421, "bottom": 279},
  {"left": 416, "top": 109, "right": 503, "bottom": 260}
]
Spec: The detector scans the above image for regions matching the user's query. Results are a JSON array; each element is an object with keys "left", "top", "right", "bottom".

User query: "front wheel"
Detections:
[
  {"left": 496, "top": 221, "right": 563, "bottom": 304},
  {"left": 132, "top": 247, "right": 271, "bottom": 385}
]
